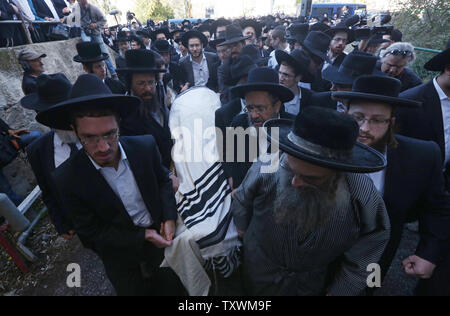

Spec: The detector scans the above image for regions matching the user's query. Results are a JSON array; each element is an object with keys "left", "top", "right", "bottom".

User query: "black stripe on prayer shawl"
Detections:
[
  {"left": 197, "top": 210, "right": 233, "bottom": 249},
  {"left": 179, "top": 168, "right": 229, "bottom": 218},
  {"left": 204, "top": 246, "right": 241, "bottom": 278},
  {"left": 176, "top": 162, "right": 222, "bottom": 210},
  {"left": 184, "top": 183, "right": 232, "bottom": 227}
]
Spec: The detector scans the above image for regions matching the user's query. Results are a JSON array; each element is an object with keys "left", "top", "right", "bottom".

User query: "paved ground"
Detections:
[{"left": 1, "top": 215, "right": 420, "bottom": 296}]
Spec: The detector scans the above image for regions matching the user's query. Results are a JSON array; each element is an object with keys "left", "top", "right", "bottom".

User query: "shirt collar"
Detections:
[
  {"left": 88, "top": 142, "right": 127, "bottom": 170},
  {"left": 54, "top": 132, "right": 64, "bottom": 147},
  {"left": 190, "top": 53, "right": 206, "bottom": 64},
  {"left": 433, "top": 77, "right": 450, "bottom": 101}
]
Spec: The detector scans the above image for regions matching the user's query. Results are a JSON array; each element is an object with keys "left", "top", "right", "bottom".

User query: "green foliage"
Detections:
[
  {"left": 134, "top": 0, "right": 175, "bottom": 23},
  {"left": 392, "top": 0, "right": 450, "bottom": 80}
]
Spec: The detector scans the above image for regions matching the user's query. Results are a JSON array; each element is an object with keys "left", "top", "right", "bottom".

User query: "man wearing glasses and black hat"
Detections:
[
  {"left": 231, "top": 106, "right": 390, "bottom": 295},
  {"left": 36, "top": 74, "right": 185, "bottom": 296}
]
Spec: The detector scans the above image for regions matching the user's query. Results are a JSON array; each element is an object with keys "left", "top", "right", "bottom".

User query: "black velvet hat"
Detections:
[
  {"left": 209, "top": 30, "right": 226, "bottom": 48},
  {"left": 275, "top": 49, "right": 314, "bottom": 83},
  {"left": 241, "top": 44, "right": 269, "bottom": 66},
  {"left": 325, "top": 22, "right": 355, "bottom": 43},
  {"left": 263, "top": 107, "right": 387, "bottom": 173},
  {"left": 116, "top": 49, "right": 166, "bottom": 74},
  {"left": 332, "top": 75, "right": 422, "bottom": 108},
  {"left": 227, "top": 55, "right": 257, "bottom": 85},
  {"left": 36, "top": 74, "right": 140, "bottom": 131},
  {"left": 153, "top": 40, "right": 172, "bottom": 54},
  {"left": 424, "top": 40, "right": 450, "bottom": 72},
  {"left": 302, "top": 31, "right": 332, "bottom": 63},
  {"left": 322, "top": 51, "right": 384, "bottom": 85},
  {"left": 309, "top": 22, "right": 331, "bottom": 33},
  {"left": 230, "top": 67, "right": 294, "bottom": 103},
  {"left": 181, "top": 30, "right": 208, "bottom": 48},
  {"left": 286, "top": 23, "right": 309, "bottom": 44},
  {"left": 217, "top": 25, "right": 251, "bottom": 47},
  {"left": 73, "top": 42, "right": 108, "bottom": 64},
  {"left": 21, "top": 73, "right": 72, "bottom": 112},
  {"left": 240, "top": 19, "right": 262, "bottom": 39}
]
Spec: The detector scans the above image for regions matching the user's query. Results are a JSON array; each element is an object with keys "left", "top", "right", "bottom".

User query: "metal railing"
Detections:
[{"left": 0, "top": 19, "right": 65, "bottom": 45}]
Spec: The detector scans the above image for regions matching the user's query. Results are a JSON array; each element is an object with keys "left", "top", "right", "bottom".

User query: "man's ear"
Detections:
[
  {"left": 274, "top": 100, "right": 282, "bottom": 114},
  {"left": 391, "top": 117, "right": 396, "bottom": 127}
]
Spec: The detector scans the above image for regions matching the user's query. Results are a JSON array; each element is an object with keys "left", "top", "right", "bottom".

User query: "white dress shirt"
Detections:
[
  {"left": 367, "top": 151, "right": 387, "bottom": 195},
  {"left": 268, "top": 46, "right": 291, "bottom": 69},
  {"left": 191, "top": 54, "right": 209, "bottom": 87},
  {"left": 88, "top": 143, "right": 153, "bottom": 228},
  {"left": 53, "top": 133, "right": 82, "bottom": 168},
  {"left": 434, "top": 77, "right": 450, "bottom": 166},
  {"left": 44, "top": 0, "right": 60, "bottom": 20},
  {"left": 284, "top": 87, "right": 302, "bottom": 116}
]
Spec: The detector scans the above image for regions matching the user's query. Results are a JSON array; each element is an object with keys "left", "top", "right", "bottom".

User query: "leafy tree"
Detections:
[{"left": 134, "top": 0, "right": 174, "bottom": 23}]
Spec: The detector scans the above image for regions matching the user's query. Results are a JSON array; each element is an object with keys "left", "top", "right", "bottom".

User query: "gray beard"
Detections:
[
  {"left": 54, "top": 129, "right": 78, "bottom": 144},
  {"left": 273, "top": 161, "right": 350, "bottom": 235}
]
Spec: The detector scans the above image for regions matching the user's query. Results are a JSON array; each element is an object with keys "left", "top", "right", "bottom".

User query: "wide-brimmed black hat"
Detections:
[
  {"left": 354, "top": 28, "right": 371, "bottom": 41},
  {"left": 36, "top": 74, "right": 140, "bottom": 131},
  {"left": 152, "top": 27, "right": 171, "bottom": 40},
  {"left": 275, "top": 49, "right": 314, "bottom": 83},
  {"left": 325, "top": 22, "right": 355, "bottom": 43},
  {"left": 424, "top": 40, "right": 450, "bottom": 72},
  {"left": 211, "top": 18, "right": 231, "bottom": 36},
  {"left": 302, "top": 31, "right": 331, "bottom": 63},
  {"left": 116, "top": 49, "right": 166, "bottom": 74},
  {"left": 322, "top": 51, "right": 384, "bottom": 85},
  {"left": 116, "top": 30, "right": 130, "bottom": 42},
  {"left": 286, "top": 23, "right": 309, "bottom": 44},
  {"left": 241, "top": 44, "right": 269, "bottom": 66},
  {"left": 230, "top": 67, "right": 294, "bottom": 103},
  {"left": 333, "top": 75, "right": 422, "bottom": 108},
  {"left": 21, "top": 73, "right": 72, "bottom": 112},
  {"left": 217, "top": 25, "right": 251, "bottom": 47},
  {"left": 240, "top": 19, "right": 262, "bottom": 39},
  {"left": 153, "top": 40, "right": 172, "bottom": 54},
  {"left": 227, "top": 55, "right": 257, "bottom": 85},
  {"left": 197, "top": 24, "right": 212, "bottom": 35},
  {"left": 73, "top": 42, "right": 108, "bottom": 64},
  {"left": 181, "top": 30, "right": 208, "bottom": 48},
  {"left": 170, "top": 27, "right": 183, "bottom": 36},
  {"left": 309, "top": 22, "right": 331, "bottom": 33},
  {"left": 210, "top": 30, "right": 227, "bottom": 48},
  {"left": 263, "top": 107, "right": 387, "bottom": 173}
]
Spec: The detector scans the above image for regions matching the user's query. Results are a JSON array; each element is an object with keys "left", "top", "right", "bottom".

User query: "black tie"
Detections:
[{"left": 68, "top": 143, "right": 78, "bottom": 158}]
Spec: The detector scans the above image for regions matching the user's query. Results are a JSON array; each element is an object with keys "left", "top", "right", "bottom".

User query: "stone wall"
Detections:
[{"left": 0, "top": 38, "right": 117, "bottom": 198}]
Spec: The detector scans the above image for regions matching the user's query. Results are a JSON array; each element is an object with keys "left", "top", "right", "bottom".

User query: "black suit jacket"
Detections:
[
  {"left": 22, "top": 73, "right": 38, "bottom": 96},
  {"left": 120, "top": 104, "right": 173, "bottom": 169},
  {"left": 179, "top": 52, "right": 220, "bottom": 92},
  {"left": 310, "top": 91, "right": 339, "bottom": 111},
  {"left": 26, "top": 132, "right": 74, "bottom": 235},
  {"left": 224, "top": 111, "right": 296, "bottom": 188},
  {"left": 52, "top": 136, "right": 177, "bottom": 271},
  {"left": 51, "top": 0, "right": 68, "bottom": 17},
  {"left": 105, "top": 78, "right": 126, "bottom": 94},
  {"left": 379, "top": 135, "right": 450, "bottom": 274},
  {"left": 0, "top": 118, "right": 10, "bottom": 133},
  {"left": 32, "top": 0, "right": 62, "bottom": 19}
]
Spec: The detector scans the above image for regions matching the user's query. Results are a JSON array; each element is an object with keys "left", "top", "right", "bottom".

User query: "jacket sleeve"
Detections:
[
  {"left": 0, "top": 118, "right": 10, "bottom": 133},
  {"left": 92, "top": 5, "right": 106, "bottom": 29},
  {"left": 416, "top": 141, "right": 450, "bottom": 264},
  {"left": 32, "top": 0, "right": 49, "bottom": 19},
  {"left": 328, "top": 178, "right": 391, "bottom": 296}
]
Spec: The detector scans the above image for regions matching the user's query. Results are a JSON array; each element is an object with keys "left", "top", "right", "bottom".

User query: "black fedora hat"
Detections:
[
  {"left": 263, "top": 107, "right": 387, "bottom": 173},
  {"left": 325, "top": 22, "right": 355, "bottom": 43},
  {"left": 36, "top": 74, "right": 140, "bottom": 131},
  {"left": 21, "top": 73, "right": 72, "bottom": 112},
  {"left": 240, "top": 19, "right": 262, "bottom": 39},
  {"left": 230, "top": 67, "right": 294, "bottom": 103},
  {"left": 309, "top": 22, "right": 331, "bottom": 33},
  {"left": 73, "top": 42, "right": 108, "bottom": 64},
  {"left": 116, "top": 49, "right": 166, "bottom": 74},
  {"left": 424, "top": 40, "right": 450, "bottom": 72},
  {"left": 286, "top": 23, "right": 309, "bottom": 44},
  {"left": 275, "top": 49, "right": 315, "bottom": 83},
  {"left": 152, "top": 27, "right": 171, "bottom": 40},
  {"left": 210, "top": 30, "right": 227, "bottom": 48},
  {"left": 181, "top": 30, "right": 208, "bottom": 48},
  {"left": 322, "top": 51, "right": 384, "bottom": 85},
  {"left": 153, "top": 39, "right": 172, "bottom": 54},
  {"left": 226, "top": 55, "right": 257, "bottom": 85},
  {"left": 217, "top": 25, "right": 251, "bottom": 47},
  {"left": 241, "top": 44, "right": 269, "bottom": 66},
  {"left": 333, "top": 75, "right": 422, "bottom": 108},
  {"left": 302, "top": 31, "right": 332, "bottom": 63}
]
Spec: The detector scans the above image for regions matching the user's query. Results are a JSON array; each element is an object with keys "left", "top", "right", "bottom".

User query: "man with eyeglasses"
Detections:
[
  {"left": 334, "top": 75, "right": 450, "bottom": 296},
  {"left": 378, "top": 42, "right": 422, "bottom": 92},
  {"left": 36, "top": 74, "right": 186, "bottom": 296},
  {"left": 325, "top": 22, "right": 353, "bottom": 68}
]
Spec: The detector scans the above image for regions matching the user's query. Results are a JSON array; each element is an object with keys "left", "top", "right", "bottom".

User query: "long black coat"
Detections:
[{"left": 52, "top": 136, "right": 178, "bottom": 293}]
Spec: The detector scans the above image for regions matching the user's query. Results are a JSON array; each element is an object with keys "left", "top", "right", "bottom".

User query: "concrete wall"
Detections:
[{"left": 0, "top": 38, "right": 116, "bottom": 198}]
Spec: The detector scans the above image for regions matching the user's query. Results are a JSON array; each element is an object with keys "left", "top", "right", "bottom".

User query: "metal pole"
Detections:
[{"left": 414, "top": 47, "right": 442, "bottom": 54}]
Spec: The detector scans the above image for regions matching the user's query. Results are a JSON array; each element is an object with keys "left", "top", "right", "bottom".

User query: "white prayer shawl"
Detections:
[{"left": 164, "top": 87, "right": 242, "bottom": 296}]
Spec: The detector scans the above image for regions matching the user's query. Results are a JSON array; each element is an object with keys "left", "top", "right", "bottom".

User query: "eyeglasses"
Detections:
[
  {"left": 351, "top": 114, "right": 391, "bottom": 128},
  {"left": 243, "top": 104, "right": 269, "bottom": 115},
  {"left": 386, "top": 49, "right": 413, "bottom": 58},
  {"left": 80, "top": 129, "right": 120, "bottom": 146},
  {"left": 135, "top": 80, "right": 157, "bottom": 88}
]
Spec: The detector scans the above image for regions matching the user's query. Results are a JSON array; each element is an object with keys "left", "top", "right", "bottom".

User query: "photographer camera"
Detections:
[{"left": 78, "top": 0, "right": 117, "bottom": 79}]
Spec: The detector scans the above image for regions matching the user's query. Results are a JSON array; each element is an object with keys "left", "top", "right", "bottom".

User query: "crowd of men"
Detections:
[{"left": 1, "top": 0, "right": 449, "bottom": 296}]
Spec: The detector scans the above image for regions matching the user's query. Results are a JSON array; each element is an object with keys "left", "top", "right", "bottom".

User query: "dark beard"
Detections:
[
  {"left": 273, "top": 163, "right": 347, "bottom": 235},
  {"left": 370, "top": 128, "right": 391, "bottom": 154},
  {"left": 139, "top": 94, "right": 160, "bottom": 119}
]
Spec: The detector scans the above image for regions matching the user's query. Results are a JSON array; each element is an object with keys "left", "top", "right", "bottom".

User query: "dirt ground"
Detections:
[{"left": 0, "top": 214, "right": 420, "bottom": 296}]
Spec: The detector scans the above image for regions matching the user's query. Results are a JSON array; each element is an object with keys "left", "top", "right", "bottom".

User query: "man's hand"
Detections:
[
  {"left": 402, "top": 255, "right": 436, "bottom": 279},
  {"left": 10, "top": 4, "right": 19, "bottom": 14},
  {"left": 169, "top": 174, "right": 180, "bottom": 193},
  {"left": 8, "top": 129, "right": 29, "bottom": 139},
  {"left": 61, "top": 230, "right": 76, "bottom": 240},
  {"left": 45, "top": 17, "right": 54, "bottom": 21},
  {"left": 145, "top": 229, "right": 172, "bottom": 248},
  {"left": 160, "top": 220, "right": 176, "bottom": 242},
  {"left": 180, "top": 82, "right": 190, "bottom": 93},
  {"left": 62, "top": 7, "right": 70, "bottom": 14}
]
